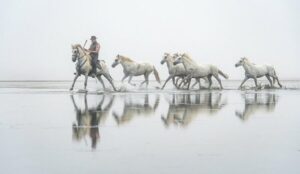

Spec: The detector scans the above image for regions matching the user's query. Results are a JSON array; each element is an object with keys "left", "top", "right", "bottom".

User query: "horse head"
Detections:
[
  {"left": 173, "top": 54, "right": 184, "bottom": 65},
  {"left": 71, "top": 44, "right": 79, "bottom": 62},
  {"left": 235, "top": 57, "right": 248, "bottom": 67},
  {"left": 172, "top": 53, "right": 181, "bottom": 59},
  {"left": 112, "top": 54, "right": 121, "bottom": 68},
  {"left": 161, "top": 53, "right": 171, "bottom": 65}
]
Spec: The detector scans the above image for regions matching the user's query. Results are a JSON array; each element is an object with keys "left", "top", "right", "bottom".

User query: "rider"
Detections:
[{"left": 85, "top": 35, "right": 100, "bottom": 77}]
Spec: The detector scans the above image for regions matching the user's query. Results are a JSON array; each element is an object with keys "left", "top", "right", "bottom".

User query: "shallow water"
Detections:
[{"left": 0, "top": 81, "right": 300, "bottom": 174}]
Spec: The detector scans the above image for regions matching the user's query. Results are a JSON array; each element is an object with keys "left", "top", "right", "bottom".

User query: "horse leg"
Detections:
[
  {"left": 121, "top": 74, "right": 129, "bottom": 83},
  {"left": 172, "top": 76, "right": 176, "bottom": 87},
  {"left": 272, "top": 77, "right": 276, "bottom": 86},
  {"left": 140, "top": 74, "right": 147, "bottom": 87},
  {"left": 191, "top": 78, "right": 199, "bottom": 89},
  {"left": 207, "top": 75, "right": 213, "bottom": 89},
  {"left": 274, "top": 75, "right": 282, "bottom": 88},
  {"left": 253, "top": 77, "right": 258, "bottom": 89},
  {"left": 277, "top": 78, "right": 282, "bottom": 88},
  {"left": 161, "top": 76, "right": 172, "bottom": 89},
  {"left": 128, "top": 76, "right": 136, "bottom": 86},
  {"left": 182, "top": 77, "right": 188, "bottom": 89},
  {"left": 239, "top": 77, "right": 249, "bottom": 89},
  {"left": 183, "top": 74, "right": 192, "bottom": 90},
  {"left": 213, "top": 74, "right": 223, "bottom": 89},
  {"left": 84, "top": 74, "right": 88, "bottom": 90},
  {"left": 186, "top": 78, "right": 192, "bottom": 90},
  {"left": 145, "top": 74, "right": 150, "bottom": 88},
  {"left": 70, "top": 74, "right": 80, "bottom": 91},
  {"left": 175, "top": 77, "right": 181, "bottom": 88},
  {"left": 96, "top": 75, "right": 106, "bottom": 89},
  {"left": 103, "top": 73, "right": 117, "bottom": 91},
  {"left": 178, "top": 77, "right": 185, "bottom": 89},
  {"left": 265, "top": 75, "right": 273, "bottom": 87},
  {"left": 196, "top": 78, "right": 201, "bottom": 90}
]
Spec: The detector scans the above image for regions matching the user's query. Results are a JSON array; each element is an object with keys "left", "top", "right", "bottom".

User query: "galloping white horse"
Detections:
[
  {"left": 70, "top": 44, "right": 117, "bottom": 91},
  {"left": 174, "top": 53, "right": 228, "bottom": 89},
  {"left": 161, "top": 53, "right": 206, "bottom": 89},
  {"left": 112, "top": 55, "right": 161, "bottom": 87},
  {"left": 235, "top": 57, "right": 282, "bottom": 89},
  {"left": 160, "top": 53, "right": 188, "bottom": 89}
]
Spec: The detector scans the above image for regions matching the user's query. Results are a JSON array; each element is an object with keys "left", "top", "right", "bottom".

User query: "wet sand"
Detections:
[{"left": 0, "top": 81, "right": 300, "bottom": 174}]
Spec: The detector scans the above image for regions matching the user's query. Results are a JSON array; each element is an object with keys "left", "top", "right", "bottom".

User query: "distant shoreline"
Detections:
[{"left": 1, "top": 79, "right": 300, "bottom": 82}]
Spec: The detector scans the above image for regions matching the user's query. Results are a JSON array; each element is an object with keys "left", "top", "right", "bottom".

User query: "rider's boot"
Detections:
[{"left": 90, "top": 67, "right": 97, "bottom": 78}]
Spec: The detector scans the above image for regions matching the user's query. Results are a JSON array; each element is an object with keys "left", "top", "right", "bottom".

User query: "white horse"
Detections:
[
  {"left": 111, "top": 54, "right": 161, "bottom": 87},
  {"left": 235, "top": 57, "right": 282, "bottom": 89},
  {"left": 161, "top": 53, "right": 206, "bottom": 89},
  {"left": 70, "top": 44, "right": 117, "bottom": 91},
  {"left": 160, "top": 53, "right": 188, "bottom": 89},
  {"left": 174, "top": 53, "right": 228, "bottom": 89}
]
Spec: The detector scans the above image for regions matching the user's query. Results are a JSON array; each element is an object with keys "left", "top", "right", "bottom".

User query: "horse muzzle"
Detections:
[
  {"left": 72, "top": 56, "right": 77, "bottom": 62},
  {"left": 111, "top": 63, "right": 117, "bottom": 68},
  {"left": 160, "top": 60, "right": 165, "bottom": 65}
]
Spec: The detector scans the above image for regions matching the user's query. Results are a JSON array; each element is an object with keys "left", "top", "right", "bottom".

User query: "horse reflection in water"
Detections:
[
  {"left": 235, "top": 93, "right": 278, "bottom": 121},
  {"left": 71, "top": 94, "right": 114, "bottom": 149},
  {"left": 161, "top": 92, "right": 227, "bottom": 128},
  {"left": 113, "top": 94, "right": 160, "bottom": 125}
]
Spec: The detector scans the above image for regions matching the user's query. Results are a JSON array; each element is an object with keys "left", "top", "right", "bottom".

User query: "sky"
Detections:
[{"left": 0, "top": 0, "right": 299, "bottom": 81}]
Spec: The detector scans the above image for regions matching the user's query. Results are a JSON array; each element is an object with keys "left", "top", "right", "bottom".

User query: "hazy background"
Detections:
[{"left": 0, "top": 0, "right": 299, "bottom": 81}]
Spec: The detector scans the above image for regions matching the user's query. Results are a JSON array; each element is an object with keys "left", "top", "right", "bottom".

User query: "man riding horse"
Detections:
[{"left": 85, "top": 35, "right": 101, "bottom": 77}]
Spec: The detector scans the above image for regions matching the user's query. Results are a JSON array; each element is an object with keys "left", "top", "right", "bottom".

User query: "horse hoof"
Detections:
[{"left": 78, "top": 89, "right": 88, "bottom": 93}]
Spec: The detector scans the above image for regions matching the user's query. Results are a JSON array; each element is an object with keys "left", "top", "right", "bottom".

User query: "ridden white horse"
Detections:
[
  {"left": 70, "top": 44, "right": 117, "bottom": 91},
  {"left": 174, "top": 53, "right": 229, "bottom": 89},
  {"left": 112, "top": 55, "right": 161, "bottom": 87},
  {"left": 235, "top": 57, "right": 282, "bottom": 89}
]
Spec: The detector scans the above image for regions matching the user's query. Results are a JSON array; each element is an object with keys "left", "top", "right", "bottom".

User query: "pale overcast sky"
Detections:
[{"left": 0, "top": 0, "right": 299, "bottom": 81}]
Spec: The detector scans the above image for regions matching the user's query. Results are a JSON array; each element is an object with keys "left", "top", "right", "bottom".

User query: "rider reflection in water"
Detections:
[
  {"left": 71, "top": 94, "right": 114, "bottom": 149},
  {"left": 89, "top": 110, "right": 100, "bottom": 149}
]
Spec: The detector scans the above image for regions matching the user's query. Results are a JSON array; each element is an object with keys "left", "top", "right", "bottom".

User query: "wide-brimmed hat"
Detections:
[{"left": 90, "top": 36, "right": 97, "bottom": 40}]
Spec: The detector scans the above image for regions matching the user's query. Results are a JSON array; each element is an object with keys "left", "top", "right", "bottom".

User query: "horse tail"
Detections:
[
  {"left": 153, "top": 66, "right": 161, "bottom": 84},
  {"left": 218, "top": 69, "right": 229, "bottom": 79}
]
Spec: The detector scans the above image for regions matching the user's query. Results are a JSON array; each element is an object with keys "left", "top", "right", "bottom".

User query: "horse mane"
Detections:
[
  {"left": 119, "top": 55, "right": 134, "bottom": 62},
  {"left": 171, "top": 53, "right": 179, "bottom": 60},
  {"left": 72, "top": 44, "right": 91, "bottom": 61},
  {"left": 73, "top": 44, "right": 82, "bottom": 49},
  {"left": 182, "top": 53, "right": 196, "bottom": 62},
  {"left": 242, "top": 57, "right": 248, "bottom": 61},
  {"left": 242, "top": 57, "right": 256, "bottom": 65}
]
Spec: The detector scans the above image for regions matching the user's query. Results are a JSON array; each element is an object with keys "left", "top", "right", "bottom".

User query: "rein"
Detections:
[{"left": 75, "top": 47, "right": 89, "bottom": 68}]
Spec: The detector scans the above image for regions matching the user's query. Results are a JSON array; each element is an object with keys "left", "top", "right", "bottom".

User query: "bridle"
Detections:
[{"left": 73, "top": 47, "right": 88, "bottom": 68}]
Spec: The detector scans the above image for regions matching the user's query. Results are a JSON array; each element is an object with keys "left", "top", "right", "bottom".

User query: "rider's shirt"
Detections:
[{"left": 89, "top": 41, "right": 99, "bottom": 59}]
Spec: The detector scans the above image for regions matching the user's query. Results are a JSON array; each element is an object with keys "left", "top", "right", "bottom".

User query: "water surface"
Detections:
[{"left": 0, "top": 81, "right": 300, "bottom": 174}]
